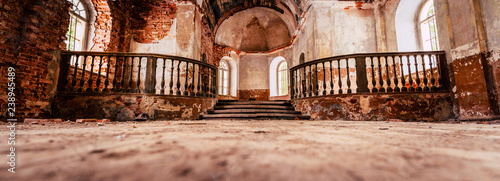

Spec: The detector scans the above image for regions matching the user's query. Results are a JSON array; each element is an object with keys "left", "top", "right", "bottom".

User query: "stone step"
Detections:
[
  {"left": 200, "top": 113, "right": 310, "bottom": 120},
  {"left": 214, "top": 105, "right": 295, "bottom": 110},
  {"left": 202, "top": 117, "right": 308, "bottom": 120},
  {"left": 210, "top": 109, "right": 301, "bottom": 114},
  {"left": 217, "top": 101, "right": 290, "bottom": 105}
]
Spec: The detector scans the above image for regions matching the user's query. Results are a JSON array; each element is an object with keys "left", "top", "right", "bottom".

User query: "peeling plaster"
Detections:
[
  {"left": 52, "top": 94, "right": 216, "bottom": 120},
  {"left": 451, "top": 41, "right": 481, "bottom": 60},
  {"left": 294, "top": 93, "right": 453, "bottom": 121},
  {"left": 130, "top": 19, "right": 178, "bottom": 54},
  {"left": 490, "top": 49, "right": 500, "bottom": 62}
]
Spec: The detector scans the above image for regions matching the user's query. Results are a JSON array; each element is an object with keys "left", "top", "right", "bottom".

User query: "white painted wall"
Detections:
[{"left": 395, "top": 0, "right": 424, "bottom": 51}]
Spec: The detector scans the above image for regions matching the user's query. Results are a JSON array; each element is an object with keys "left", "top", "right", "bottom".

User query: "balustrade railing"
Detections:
[
  {"left": 290, "top": 51, "right": 450, "bottom": 99},
  {"left": 57, "top": 51, "right": 218, "bottom": 98}
]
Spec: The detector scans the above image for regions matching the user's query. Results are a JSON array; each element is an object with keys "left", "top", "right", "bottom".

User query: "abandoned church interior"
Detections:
[{"left": 1, "top": 0, "right": 500, "bottom": 180}]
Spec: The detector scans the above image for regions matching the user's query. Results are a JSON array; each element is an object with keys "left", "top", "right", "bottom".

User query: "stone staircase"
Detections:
[{"left": 200, "top": 100, "right": 310, "bottom": 120}]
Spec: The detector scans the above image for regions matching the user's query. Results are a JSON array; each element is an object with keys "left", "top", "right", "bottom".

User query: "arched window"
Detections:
[
  {"left": 299, "top": 53, "right": 305, "bottom": 64},
  {"left": 66, "top": 0, "right": 89, "bottom": 51},
  {"left": 218, "top": 60, "right": 229, "bottom": 95},
  {"left": 278, "top": 61, "right": 288, "bottom": 96},
  {"left": 419, "top": 0, "right": 439, "bottom": 51}
]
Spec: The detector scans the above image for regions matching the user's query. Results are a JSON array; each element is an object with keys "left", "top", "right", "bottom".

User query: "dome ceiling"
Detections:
[{"left": 215, "top": 7, "right": 293, "bottom": 52}]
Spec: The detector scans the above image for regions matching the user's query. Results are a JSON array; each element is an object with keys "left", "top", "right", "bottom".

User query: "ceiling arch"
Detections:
[{"left": 215, "top": 7, "right": 295, "bottom": 52}]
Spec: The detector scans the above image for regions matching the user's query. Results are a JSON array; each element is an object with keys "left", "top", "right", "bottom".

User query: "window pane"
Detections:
[
  {"left": 420, "top": 0, "right": 439, "bottom": 51},
  {"left": 277, "top": 61, "right": 288, "bottom": 96},
  {"left": 217, "top": 60, "right": 230, "bottom": 96}
]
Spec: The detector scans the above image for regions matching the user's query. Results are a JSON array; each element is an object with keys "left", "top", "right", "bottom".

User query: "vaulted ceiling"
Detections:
[{"left": 215, "top": 7, "right": 293, "bottom": 52}]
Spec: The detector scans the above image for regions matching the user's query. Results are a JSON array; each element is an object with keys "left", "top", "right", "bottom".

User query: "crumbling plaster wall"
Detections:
[
  {"left": 52, "top": 94, "right": 216, "bottom": 120},
  {"left": 291, "top": 1, "right": 377, "bottom": 66},
  {"left": 238, "top": 54, "right": 270, "bottom": 100},
  {"left": 129, "top": 2, "right": 203, "bottom": 60},
  {"left": 291, "top": 3, "right": 315, "bottom": 66},
  {"left": 330, "top": 2, "right": 377, "bottom": 56},
  {"left": 294, "top": 93, "right": 453, "bottom": 121},
  {"left": 380, "top": 0, "right": 500, "bottom": 120},
  {"left": 445, "top": 0, "right": 498, "bottom": 119},
  {"left": 479, "top": 0, "right": 500, "bottom": 115}
]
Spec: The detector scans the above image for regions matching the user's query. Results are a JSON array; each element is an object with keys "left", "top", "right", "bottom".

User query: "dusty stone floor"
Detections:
[{"left": 1, "top": 120, "right": 500, "bottom": 181}]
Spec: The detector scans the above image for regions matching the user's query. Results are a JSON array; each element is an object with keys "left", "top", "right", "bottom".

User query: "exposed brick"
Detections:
[
  {"left": 0, "top": 0, "right": 70, "bottom": 120},
  {"left": 213, "top": 44, "right": 236, "bottom": 66},
  {"left": 131, "top": 0, "right": 176, "bottom": 44},
  {"left": 24, "top": 118, "right": 64, "bottom": 123},
  {"left": 76, "top": 119, "right": 111, "bottom": 123}
]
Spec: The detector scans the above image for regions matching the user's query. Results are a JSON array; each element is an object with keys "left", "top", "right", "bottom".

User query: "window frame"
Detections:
[
  {"left": 218, "top": 60, "right": 230, "bottom": 96},
  {"left": 277, "top": 60, "right": 288, "bottom": 96},
  {"left": 66, "top": 0, "right": 90, "bottom": 51}
]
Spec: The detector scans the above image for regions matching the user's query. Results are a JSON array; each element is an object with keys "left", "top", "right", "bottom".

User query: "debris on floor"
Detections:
[
  {"left": 135, "top": 114, "right": 149, "bottom": 121},
  {"left": 179, "top": 122, "right": 207, "bottom": 125},
  {"left": 115, "top": 134, "right": 126, "bottom": 139},
  {"left": 76, "top": 119, "right": 110, "bottom": 123}
]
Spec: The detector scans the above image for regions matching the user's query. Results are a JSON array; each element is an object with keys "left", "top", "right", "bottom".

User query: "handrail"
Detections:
[
  {"left": 61, "top": 51, "right": 217, "bottom": 69},
  {"left": 291, "top": 51, "right": 446, "bottom": 69},
  {"left": 57, "top": 51, "right": 218, "bottom": 98},
  {"left": 289, "top": 51, "right": 450, "bottom": 99}
]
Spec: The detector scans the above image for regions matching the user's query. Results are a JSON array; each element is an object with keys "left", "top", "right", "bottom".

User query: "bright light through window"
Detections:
[
  {"left": 66, "top": 0, "right": 87, "bottom": 51},
  {"left": 218, "top": 60, "right": 229, "bottom": 96},
  {"left": 419, "top": 0, "right": 439, "bottom": 51},
  {"left": 278, "top": 61, "right": 288, "bottom": 96}
]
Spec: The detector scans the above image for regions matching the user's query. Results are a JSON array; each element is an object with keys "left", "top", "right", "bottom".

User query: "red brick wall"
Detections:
[
  {"left": 201, "top": 16, "right": 214, "bottom": 64},
  {"left": 0, "top": 0, "right": 235, "bottom": 119},
  {"left": 213, "top": 44, "right": 236, "bottom": 66},
  {"left": 90, "top": 0, "right": 112, "bottom": 51},
  {"left": 0, "top": 0, "right": 70, "bottom": 118},
  {"left": 131, "top": 0, "right": 177, "bottom": 44},
  {"left": 91, "top": 0, "right": 132, "bottom": 52},
  {"left": 0, "top": 0, "right": 132, "bottom": 119}
]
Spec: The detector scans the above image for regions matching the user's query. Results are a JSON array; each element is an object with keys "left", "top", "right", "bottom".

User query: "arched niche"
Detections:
[{"left": 395, "top": 0, "right": 426, "bottom": 51}]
